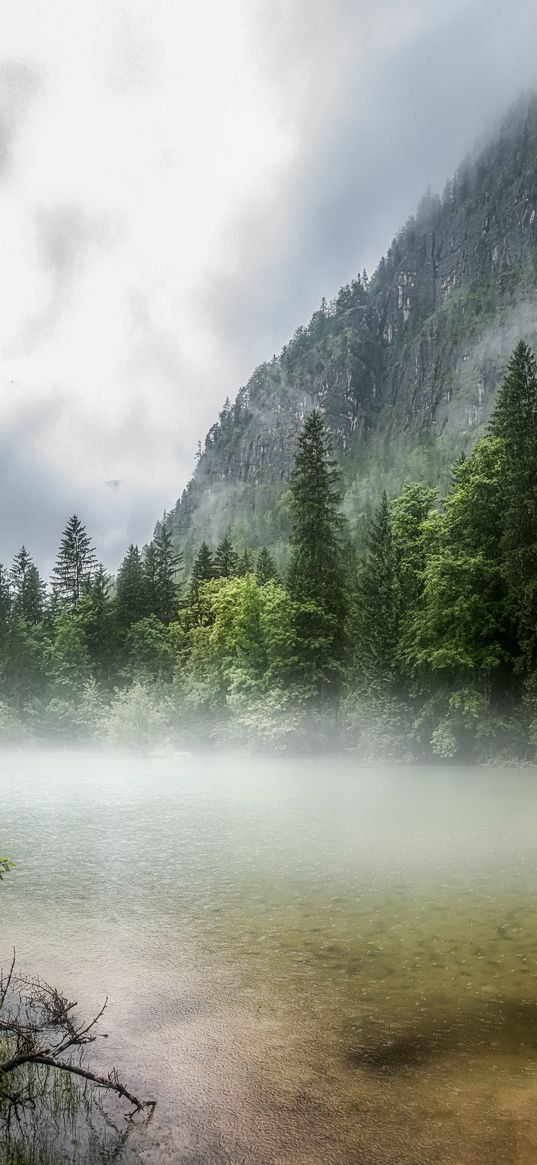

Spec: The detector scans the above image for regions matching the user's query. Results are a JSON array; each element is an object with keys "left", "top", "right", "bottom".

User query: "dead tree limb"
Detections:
[{"left": 0, "top": 959, "right": 156, "bottom": 1127}]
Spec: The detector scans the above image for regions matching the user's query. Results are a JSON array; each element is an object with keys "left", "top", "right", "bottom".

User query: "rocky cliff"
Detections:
[{"left": 168, "top": 94, "right": 537, "bottom": 564}]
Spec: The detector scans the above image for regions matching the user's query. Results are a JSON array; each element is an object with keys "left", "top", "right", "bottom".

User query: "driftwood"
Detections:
[{"left": 0, "top": 952, "right": 156, "bottom": 1128}]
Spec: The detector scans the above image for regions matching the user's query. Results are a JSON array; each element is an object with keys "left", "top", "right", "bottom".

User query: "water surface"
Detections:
[{"left": 1, "top": 750, "right": 537, "bottom": 1163}]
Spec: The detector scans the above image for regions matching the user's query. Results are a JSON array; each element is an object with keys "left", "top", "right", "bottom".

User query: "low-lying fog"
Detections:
[{"left": 2, "top": 749, "right": 537, "bottom": 1164}]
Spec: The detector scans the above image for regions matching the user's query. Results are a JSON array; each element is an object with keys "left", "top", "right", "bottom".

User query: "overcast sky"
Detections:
[{"left": 2, "top": 0, "right": 537, "bottom": 572}]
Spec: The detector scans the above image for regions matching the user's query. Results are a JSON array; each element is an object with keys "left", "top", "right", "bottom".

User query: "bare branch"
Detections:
[
  {"left": 0, "top": 959, "right": 156, "bottom": 1130},
  {"left": 0, "top": 950, "right": 16, "bottom": 1012},
  {"left": 0, "top": 1054, "right": 155, "bottom": 1121}
]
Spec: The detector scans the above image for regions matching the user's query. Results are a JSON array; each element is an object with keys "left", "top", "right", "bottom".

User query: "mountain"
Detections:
[{"left": 168, "top": 94, "right": 537, "bottom": 567}]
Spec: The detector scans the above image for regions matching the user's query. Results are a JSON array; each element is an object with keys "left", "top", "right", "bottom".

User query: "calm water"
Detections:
[{"left": 2, "top": 750, "right": 537, "bottom": 1163}]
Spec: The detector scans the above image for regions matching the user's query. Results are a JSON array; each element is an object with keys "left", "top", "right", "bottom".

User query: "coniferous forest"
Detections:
[{"left": 1, "top": 340, "right": 537, "bottom": 761}]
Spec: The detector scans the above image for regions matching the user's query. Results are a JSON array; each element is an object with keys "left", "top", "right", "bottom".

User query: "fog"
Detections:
[{"left": 2, "top": 748, "right": 537, "bottom": 1163}]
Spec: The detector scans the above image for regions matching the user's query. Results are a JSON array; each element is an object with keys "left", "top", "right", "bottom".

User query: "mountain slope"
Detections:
[{"left": 169, "top": 94, "right": 537, "bottom": 565}]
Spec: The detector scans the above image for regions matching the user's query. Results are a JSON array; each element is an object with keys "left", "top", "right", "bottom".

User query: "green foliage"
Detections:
[
  {"left": 354, "top": 493, "right": 400, "bottom": 684},
  {"left": 115, "top": 544, "right": 147, "bottom": 630},
  {"left": 489, "top": 340, "right": 537, "bottom": 675},
  {"left": 255, "top": 546, "right": 278, "bottom": 585},
  {"left": 51, "top": 515, "right": 97, "bottom": 605},
  {"left": 10, "top": 548, "right": 45, "bottom": 624},
  {"left": 214, "top": 534, "right": 238, "bottom": 579},
  {"left": 103, "top": 682, "right": 173, "bottom": 751},
  {"left": 287, "top": 411, "right": 348, "bottom": 705},
  {"left": 151, "top": 522, "right": 183, "bottom": 623},
  {"left": 44, "top": 611, "right": 92, "bottom": 695},
  {"left": 124, "top": 615, "right": 176, "bottom": 685},
  {"left": 190, "top": 541, "right": 214, "bottom": 593},
  {"left": 77, "top": 566, "right": 116, "bottom": 685},
  {"left": 0, "top": 856, "right": 14, "bottom": 880},
  {"left": 5, "top": 341, "right": 537, "bottom": 759}
]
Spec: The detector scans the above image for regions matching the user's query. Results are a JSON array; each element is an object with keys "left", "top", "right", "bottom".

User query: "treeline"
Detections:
[{"left": 1, "top": 340, "right": 537, "bottom": 757}]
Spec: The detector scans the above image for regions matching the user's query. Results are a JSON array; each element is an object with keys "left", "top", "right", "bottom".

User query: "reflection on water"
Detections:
[{"left": 1, "top": 749, "right": 537, "bottom": 1163}]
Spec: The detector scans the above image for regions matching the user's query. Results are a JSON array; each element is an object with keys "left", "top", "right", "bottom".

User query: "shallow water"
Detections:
[{"left": 2, "top": 750, "right": 537, "bottom": 1163}]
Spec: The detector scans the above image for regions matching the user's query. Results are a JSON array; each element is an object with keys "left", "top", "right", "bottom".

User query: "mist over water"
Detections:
[{"left": 2, "top": 750, "right": 537, "bottom": 1163}]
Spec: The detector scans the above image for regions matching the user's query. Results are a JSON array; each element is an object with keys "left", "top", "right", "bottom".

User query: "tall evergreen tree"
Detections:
[
  {"left": 191, "top": 542, "right": 214, "bottom": 587},
  {"left": 0, "top": 564, "right": 11, "bottom": 628},
  {"left": 237, "top": 549, "right": 252, "bottom": 576},
  {"left": 399, "top": 437, "right": 510, "bottom": 756},
  {"left": 214, "top": 534, "right": 238, "bottom": 579},
  {"left": 489, "top": 340, "right": 537, "bottom": 673},
  {"left": 390, "top": 484, "right": 438, "bottom": 614},
  {"left": 9, "top": 545, "right": 32, "bottom": 599},
  {"left": 0, "top": 565, "right": 11, "bottom": 671},
  {"left": 78, "top": 565, "right": 116, "bottom": 684},
  {"left": 142, "top": 541, "right": 159, "bottom": 617},
  {"left": 51, "top": 516, "right": 97, "bottom": 605},
  {"left": 355, "top": 493, "right": 400, "bottom": 684},
  {"left": 255, "top": 546, "right": 278, "bottom": 585},
  {"left": 153, "top": 522, "right": 183, "bottom": 623},
  {"left": 115, "top": 544, "right": 147, "bottom": 630},
  {"left": 287, "top": 410, "right": 347, "bottom": 703},
  {"left": 287, "top": 411, "right": 344, "bottom": 606},
  {"left": 10, "top": 547, "right": 45, "bottom": 624}
]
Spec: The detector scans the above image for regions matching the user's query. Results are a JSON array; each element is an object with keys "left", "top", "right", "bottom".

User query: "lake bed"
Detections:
[{"left": 1, "top": 750, "right": 537, "bottom": 1163}]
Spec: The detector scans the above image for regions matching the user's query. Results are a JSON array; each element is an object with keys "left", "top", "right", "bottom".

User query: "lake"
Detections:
[{"left": 2, "top": 750, "right": 537, "bottom": 1163}]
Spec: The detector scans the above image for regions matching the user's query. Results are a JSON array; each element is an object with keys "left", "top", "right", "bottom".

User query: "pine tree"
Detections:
[
  {"left": 255, "top": 546, "right": 278, "bottom": 585},
  {"left": 10, "top": 547, "right": 45, "bottom": 624},
  {"left": 115, "top": 544, "right": 147, "bottom": 630},
  {"left": 142, "top": 541, "right": 159, "bottom": 617},
  {"left": 191, "top": 542, "right": 214, "bottom": 586},
  {"left": 214, "top": 534, "right": 238, "bottom": 578},
  {"left": 489, "top": 340, "right": 537, "bottom": 673},
  {"left": 390, "top": 483, "right": 437, "bottom": 613},
  {"left": 51, "top": 516, "right": 97, "bottom": 605},
  {"left": 153, "top": 522, "right": 183, "bottom": 623},
  {"left": 287, "top": 411, "right": 345, "bottom": 608},
  {"left": 355, "top": 493, "right": 400, "bottom": 683},
  {"left": 490, "top": 340, "right": 537, "bottom": 575},
  {"left": 237, "top": 549, "right": 252, "bottom": 576},
  {"left": 10, "top": 545, "right": 32, "bottom": 599},
  {"left": 79, "top": 565, "right": 116, "bottom": 684},
  {"left": 0, "top": 564, "right": 11, "bottom": 635},
  {"left": 287, "top": 410, "right": 347, "bottom": 703}
]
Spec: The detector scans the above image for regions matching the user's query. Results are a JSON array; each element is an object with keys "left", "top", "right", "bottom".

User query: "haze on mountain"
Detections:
[{"left": 2, "top": 0, "right": 537, "bottom": 572}]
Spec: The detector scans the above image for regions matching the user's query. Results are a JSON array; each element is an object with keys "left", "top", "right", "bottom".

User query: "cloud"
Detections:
[
  {"left": 18, "top": 203, "right": 120, "bottom": 346},
  {"left": 198, "top": 0, "right": 537, "bottom": 369},
  {"left": 0, "top": 59, "right": 42, "bottom": 180},
  {"left": 2, "top": 1, "right": 537, "bottom": 570}
]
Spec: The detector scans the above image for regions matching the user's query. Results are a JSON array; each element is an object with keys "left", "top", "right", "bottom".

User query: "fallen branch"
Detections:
[{"left": 0, "top": 960, "right": 156, "bottom": 1127}]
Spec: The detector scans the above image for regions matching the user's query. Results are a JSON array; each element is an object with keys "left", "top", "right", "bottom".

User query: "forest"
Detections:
[{"left": 1, "top": 339, "right": 536, "bottom": 761}]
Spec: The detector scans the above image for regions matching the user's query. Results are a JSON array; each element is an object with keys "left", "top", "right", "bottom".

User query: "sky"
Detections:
[{"left": 2, "top": 0, "right": 537, "bottom": 573}]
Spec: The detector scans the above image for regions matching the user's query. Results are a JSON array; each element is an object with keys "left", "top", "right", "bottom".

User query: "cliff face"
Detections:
[{"left": 169, "top": 95, "right": 537, "bottom": 562}]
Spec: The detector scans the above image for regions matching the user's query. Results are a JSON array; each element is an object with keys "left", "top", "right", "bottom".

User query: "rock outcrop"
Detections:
[{"left": 169, "top": 95, "right": 537, "bottom": 563}]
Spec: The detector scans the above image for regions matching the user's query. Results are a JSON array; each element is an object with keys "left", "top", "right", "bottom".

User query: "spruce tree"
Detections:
[
  {"left": 153, "top": 522, "right": 183, "bottom": 623},
  {"left": 355, "top": 493, "right": 400, "bottom": 683},
  {"left": 142, "top": 541, "right": 159, "bottom": 617},
  {"left": 489, "top": 340, "right": 537, "bottom": 673},
  {"left": 115, "top": 544, "right": 147, "bottom": 630},
  {"left": 10, "top": 547, "right": 45, "bottom": 624},
  {"left": 287, "top": 411, "right": 345, "bottom": 608},
  {"left": 0, "top": 564, "right": 11, "bottom": 636},
  {"left": 214, "top": 534, "right": 238, "bottom": 578},
  {"left": 10, "top": 545, "right": 32, "bottom": 598},
  {"left": 237, "top": 549, "right": 252, "bottom": 576},
  {"left": 51, "top": 515, "right": 97, "bottom": 605},
  {"left": 191, "top": 542, "right": 214, "bottom": 587},
  {"left": 255, "top": 546, "right": 278, "bottom": 585},
  {"left": 287, "top": 410, "right": 347, "bottom": 703},
  {"left": 79, "top": 565, "right": 116, "bottom": 684}
]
